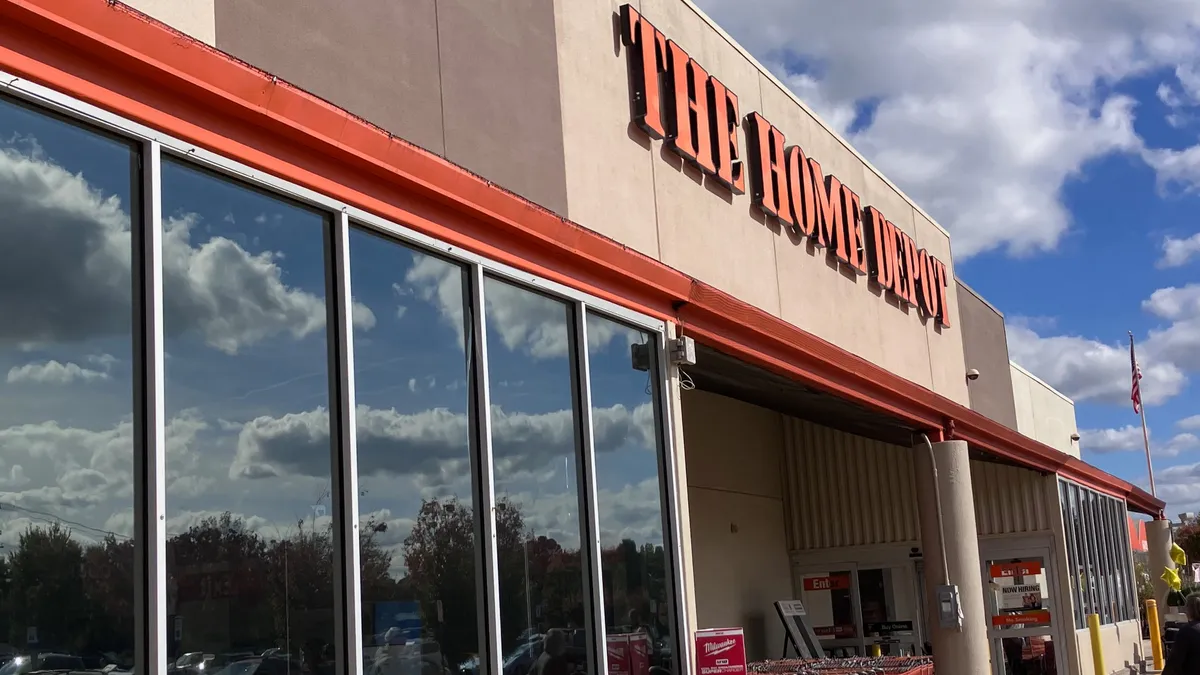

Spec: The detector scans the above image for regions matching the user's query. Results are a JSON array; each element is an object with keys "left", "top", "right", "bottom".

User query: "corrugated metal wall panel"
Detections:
[
  {"left": 783, "top": 418, "right": 1053, "bottom": 550},
  {"left": 972, "top": 460, "right": 1052, "bottom": 536},
  {"left": 783, "top": 418, "right": 919, "bottom": 550}
]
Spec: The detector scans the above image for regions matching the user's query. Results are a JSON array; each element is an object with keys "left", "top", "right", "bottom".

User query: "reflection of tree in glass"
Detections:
[
  {"left": 0, "top": 514, "right": 670, "bottom": 670},
  {"left": 400, "top": 497, "right": 526, "bottom": 667},
  {"left": 164, "top": 512, "right": 395, "bottom": 661},
  {"left": 0, "top": 524, "right": 136, "bottom": 665}
]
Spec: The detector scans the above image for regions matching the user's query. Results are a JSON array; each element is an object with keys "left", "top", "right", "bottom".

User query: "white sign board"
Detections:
[
  {"left": 777, "top": 600, "right": 807, "bottom": 617},
  {"left": 1001, "top": 584, "right": 1043, "bottom": 610}
]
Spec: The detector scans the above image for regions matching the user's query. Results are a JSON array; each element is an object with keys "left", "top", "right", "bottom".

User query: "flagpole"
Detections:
[{"left": 1131, "top": 332, "right": 1157, "bottom": 498}]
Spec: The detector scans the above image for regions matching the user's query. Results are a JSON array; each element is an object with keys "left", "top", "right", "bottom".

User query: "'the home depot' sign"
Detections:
[{"left": 620, "top": 5, "right": 951, "bottom": 328}]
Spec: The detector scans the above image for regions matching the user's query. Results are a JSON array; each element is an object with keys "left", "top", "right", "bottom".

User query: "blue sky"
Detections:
[{"left": 694, "top": 0, "right": 1200, "bottom": 515}]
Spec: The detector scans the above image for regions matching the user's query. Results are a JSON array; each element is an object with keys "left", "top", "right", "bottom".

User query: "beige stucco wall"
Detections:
[
  {"left": 120, "top": 0, "right": 216, "bottom": 44},
  {"left": 681, "top": 389, "right": 792, "bottom": 662},
  {"left": 1074, "top": 621, "right": 1143, "bottom": 675},
  {"left": 1011, "top": 362, "right": 1080, "bottom": 457},
  {"left": 554, "top": 0, "right": 969, "bottom": 406}
]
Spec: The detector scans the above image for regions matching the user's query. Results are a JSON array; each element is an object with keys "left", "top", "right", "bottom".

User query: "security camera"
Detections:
[
  {"left": 966, "top": 368, "right": 981, "bottom": 381},
  {"left": 1070, "top": 433, "right": 1081, "bottom": 442}
]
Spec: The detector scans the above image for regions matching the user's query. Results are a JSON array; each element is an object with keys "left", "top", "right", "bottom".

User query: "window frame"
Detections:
[
  {"left": 1058, "top": 478, "right": 1138, "bottom": 628},
  {"left": 0, "top": 71, "right": 687, "bottom": 675}
]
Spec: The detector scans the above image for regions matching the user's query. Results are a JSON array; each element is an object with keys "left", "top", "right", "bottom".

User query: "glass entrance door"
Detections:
[
  {"left": 982, "top": 548, "right": 1065, "bottom": 675},
  {"left": 858, "top": 566, "right": 921, "bottom": 656},
  {"left": 793, "top": 563, "right": 924, "bottom": 658},
  {"left": 796, "top": 568, "right": 860, "bottom": 657}
]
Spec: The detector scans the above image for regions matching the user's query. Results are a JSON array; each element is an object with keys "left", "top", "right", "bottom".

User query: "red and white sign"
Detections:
[
  {"left": 990, "top": 561, "right": 1042, "bottom": 578},
  {"left": 608, "top": 634, "right": 631, "bottom": 675},
  {"left": 803, "top": 574, "right": 851, "bottom": 591},
  {"left": 991, "top": 610, "right": 1052, "bottom": 627},
  {"left": 609, "top": 632, "right": 651, "bottom": 675},
  {"left": 813, "top": 625, "right": 857, "bottom": 639},
  {"left": 695, "top": 628, "right": 747, "bottom": 675},
  {"left": 630, "top": 632, "right": 651, "bottom": 675}
]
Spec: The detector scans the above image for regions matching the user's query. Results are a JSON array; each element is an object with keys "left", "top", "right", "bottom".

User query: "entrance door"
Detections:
[
  {"left": 795, "top": 568, "right": 860, "bottom": 657},
  {"left": 981, "top": 546, "right": 1066, "bottom": 675},
  {"left": 858, "top": 566, "right": 922, "bottom": 656},
  {"left": 793, "top": 564, "right": 924, "bottom": 658}
]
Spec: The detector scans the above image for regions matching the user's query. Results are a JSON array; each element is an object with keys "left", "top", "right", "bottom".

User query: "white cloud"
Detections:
[
  {"left": 1080, "top": 425, "right": 1145, "bottom": 454},
  {"left": 1006, "top": 323, "right": 1187, "bottom": 406},
  {"left": 691, "top": 0, "right": 1200, "bottom": 258},
  {"left": 1080, "top": 425, "right": 1200, "bottom": 457},
  {"left": 6, "top": 360, "right": 109, "bottom": 385},
  {"left": 1158, "top": 232, "right": 1200, "bottom": 268},
  {"left": 0, "top": 143, "right": 375, "bottom": 354},
  {"left": 1142, "top": 285, "right": 1200, "bottom": 371},
  {"left": 1179, "top": 415, "right": 1200, "bottom": 431}
]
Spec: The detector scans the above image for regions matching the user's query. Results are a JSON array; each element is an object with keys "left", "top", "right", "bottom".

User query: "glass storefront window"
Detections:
[
  {"left": 484, "top": 278, "right": 591, "bottom": 675},
  {"left": 0, "top": 96, "right": 138, "bottom": 671},
  {"left": 161, "top": 159, "right": 337, "bottom": 674},
  {"left": 0, "top": 86, "right": 681, "bottom": 675},
  {"left": 349, "top": 230, "right": 482, "bottom": 675},
  {"left": 1059, "top": 479, "right": 1137, "bottom": 628},
  {"left": 585, "top": 314, "right": 675, "bottom": 674}
]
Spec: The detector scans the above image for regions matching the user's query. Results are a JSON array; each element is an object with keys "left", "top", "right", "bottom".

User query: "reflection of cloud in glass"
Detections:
[
  {"left": 230, "top": 402, "right": 654, "bottom": 481},
  {"left": 7, "top": 359, "right": 110, "bottom": 384},
  {"left": 0, "top": 412, "right": 208, "bottom": 536},
  {"left": 407, "top": 256, "right": 641, "bottom": 359},
  {"left": 0, "top": 145, "right": 375, "bottom": 352}
]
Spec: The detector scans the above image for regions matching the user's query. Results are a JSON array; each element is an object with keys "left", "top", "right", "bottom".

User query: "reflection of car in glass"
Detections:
[
  {"left": 0, "top": 653, "right": 86, "bottom": 675},
  {"left": 502, "top": 630, "right": 588, "bottom": 675},
  {"left": 366, "top": 639, "right": 452, "bottom": 675},
  {"left": 208, "top": 658, "right": 261, "bottom": 675}
]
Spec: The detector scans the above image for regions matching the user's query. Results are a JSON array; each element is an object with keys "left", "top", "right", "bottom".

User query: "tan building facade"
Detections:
[{"left": 0, "top": 2, "right": 1162, "bottom": 675}]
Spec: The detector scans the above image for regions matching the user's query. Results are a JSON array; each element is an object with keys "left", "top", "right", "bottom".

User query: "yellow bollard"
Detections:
[
  {"left": 1088, "top": 614, "right": 1105, "bottom": 675},
  {"left": 1147, "top": 599, "right": 1164, "bottom": 671},
  {"left": 868, "top": 643, "right": 881, "bottom": 657}
]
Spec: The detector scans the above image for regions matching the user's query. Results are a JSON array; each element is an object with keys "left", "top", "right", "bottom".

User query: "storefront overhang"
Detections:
[{"left": 0, "top": 0, "right": 1162, "bottom": 517}]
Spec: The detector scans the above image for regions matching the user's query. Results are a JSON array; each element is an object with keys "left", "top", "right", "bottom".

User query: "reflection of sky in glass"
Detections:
[
  {"left": 0, "top": 98, "right": 138, "bottom": 542},
  {"left": 485, "top": 278, "right": 581, "bottom": 546},
  {"left": 161, "top": 158, "right": 334, "bottom": 535},
  {"left": 352, "top": 230, "right": 475, "bottom": 577}
]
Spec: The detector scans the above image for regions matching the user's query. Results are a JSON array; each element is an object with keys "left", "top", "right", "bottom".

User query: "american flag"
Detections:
[{"left": 1130, "top": 337, "right": 1143, "bottom": 415}]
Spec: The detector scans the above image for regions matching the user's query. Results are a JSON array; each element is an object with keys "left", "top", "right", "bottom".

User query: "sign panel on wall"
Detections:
[
  {"left": 1000, "top": 584, "right": 1043, "bottom": 610},
  {"left": 991, "top": 611, "right": 1052, "bottom": 627},
  {"left": 989, "top": 561, "right": 1042, "bottom": 578},
  {"left": 619, "top": 4, "right": 952, "bottom": 328},
  {"left": 802, "top": 574, "right": 851, "bottom": 591}
]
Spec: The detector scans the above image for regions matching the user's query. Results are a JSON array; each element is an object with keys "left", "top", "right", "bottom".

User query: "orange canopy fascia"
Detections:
[{"left": 0, "top": 0, "right": 1164, "bottom": 516}]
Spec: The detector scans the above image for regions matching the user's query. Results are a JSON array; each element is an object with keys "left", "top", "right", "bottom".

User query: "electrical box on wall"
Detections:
[
  {"left": 935, "top": 585, "right": 963, "bottom": 630},
  {"left": 670, "top": 336, "right": 696, "bottom": 365}
]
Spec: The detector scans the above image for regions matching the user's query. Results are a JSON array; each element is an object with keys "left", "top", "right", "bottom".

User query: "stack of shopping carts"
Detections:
[{"left": 748, "top": 656, "right": 934, "bottom": 675}]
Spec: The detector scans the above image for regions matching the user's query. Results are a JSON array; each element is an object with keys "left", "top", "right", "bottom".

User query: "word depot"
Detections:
[{"left": 620, "top": 5, "right": 951, "bottom": 328}]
